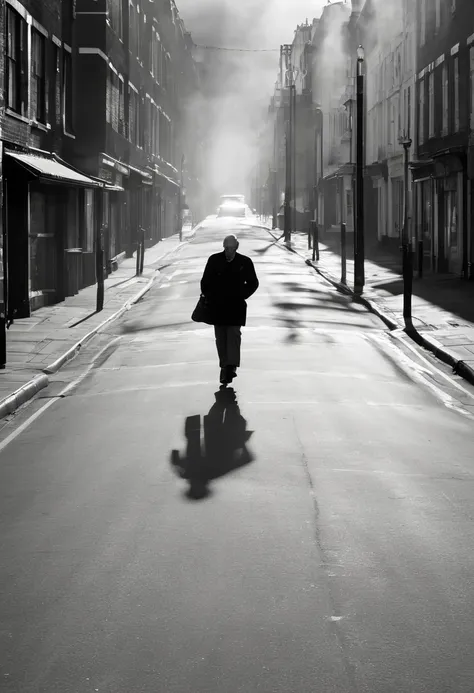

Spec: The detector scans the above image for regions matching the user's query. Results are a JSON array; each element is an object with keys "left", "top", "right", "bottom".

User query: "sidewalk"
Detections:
[
  {"left": 282, "top": 230, "right": 474, "bottom": 386},
  {"left": 0, "top": 227, "right": 195, "bottom": 419}
]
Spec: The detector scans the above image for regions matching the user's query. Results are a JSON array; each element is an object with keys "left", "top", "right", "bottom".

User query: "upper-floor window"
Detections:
[
  {"left": 108, "top": 0, "right": 123, "bottom": 39},
  {"left": 118, "top": 77, "right": 125, "bottom": 136},
  {"left": 128, "top": 86, "right": 141, "bottom": 147},
  {"left": 435, "top": 0, "right": 441, "bottom": 30},
  {"left": 418, "top": 77, "right": 425, "bottom": 145},
  {"left": 442, "top": 62, "right": 449, "bottom": 135},
  {"left": 470, "top": 47, "right": 474, "bottom": 131},
  {"left": 420, "top": 0, "right": 426, "bottom": 45},
  {"left": 428, "top": 71, "right": 434, "bottom": 138},
  {"left": 31, "top": 29, "right": 46, "bottom": 123},
  {"left": 63, "top": 49, "right": 73, "bottom": 133},
  {"left": 453, "top": 56, "right": 460, "bottom": 132},
  {"left": 406, "top": 85, "right": 411, "bottom": 139},
  {"left": 6, "top": 7, "right": 28, "bottom": 115},
  {"left": 129, "top": 4, "right": 137, "bottom": 56}
]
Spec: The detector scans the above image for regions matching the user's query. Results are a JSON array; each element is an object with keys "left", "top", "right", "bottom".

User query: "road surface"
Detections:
[{"left": 1, "top": 219, "right": 474, "bottom": 692}]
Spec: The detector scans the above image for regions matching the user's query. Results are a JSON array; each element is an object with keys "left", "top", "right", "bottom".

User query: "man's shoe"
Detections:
[{"left": 226, "top": 365, "right": 237, "bottom": 381}]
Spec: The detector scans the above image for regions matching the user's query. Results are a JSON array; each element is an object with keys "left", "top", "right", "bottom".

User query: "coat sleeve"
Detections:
[
  {"left": 242, "top": 258, "right": 259, "bottom": 300},
  {"left": 200, "top": 257, "right": 214, "bottom": 298}
]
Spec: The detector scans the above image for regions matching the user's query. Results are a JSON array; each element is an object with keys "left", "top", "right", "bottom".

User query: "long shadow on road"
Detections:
[{"left": 170, "top": 387, "right": 254, "bottom": 500}]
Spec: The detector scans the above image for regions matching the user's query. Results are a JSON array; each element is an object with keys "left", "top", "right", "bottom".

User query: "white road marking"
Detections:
[
  {"left": 365, "top": 332, "right": 474, "bottom": 420},
  {"left": 389, "top": 330, "right": 474, "bottom": 400}
]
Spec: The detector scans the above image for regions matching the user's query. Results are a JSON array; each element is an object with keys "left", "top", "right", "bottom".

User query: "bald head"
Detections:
[
  {"left": 223, "top": 234, "right": 239, "bottom": 249},
  {"left": 223, "top": 234, "right": 239, "bottom": 261}
]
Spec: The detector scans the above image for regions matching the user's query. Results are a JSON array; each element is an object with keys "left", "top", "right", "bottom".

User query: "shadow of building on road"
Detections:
[{"left": 170, "top": 387, "right": 254, "bottom": 500}]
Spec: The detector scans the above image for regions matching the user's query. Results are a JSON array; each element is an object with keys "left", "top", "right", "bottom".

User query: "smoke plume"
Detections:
[{"left": 176, "top": 0, "right": 326, "bottom": 210}]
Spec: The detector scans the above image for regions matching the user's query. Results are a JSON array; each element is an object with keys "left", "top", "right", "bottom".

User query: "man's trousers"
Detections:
[{"left": 214, "top": 325, "right": 242, "bottom": 368}]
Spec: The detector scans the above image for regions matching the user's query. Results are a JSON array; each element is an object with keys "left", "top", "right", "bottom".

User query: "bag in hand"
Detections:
[{"left": 191, "top": 295, "right": 214, "bottom": 324}]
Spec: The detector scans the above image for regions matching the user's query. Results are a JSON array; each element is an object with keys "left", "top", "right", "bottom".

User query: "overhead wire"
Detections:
[{"left": 192, "top": 44, "right": 280, "bottom": 52}]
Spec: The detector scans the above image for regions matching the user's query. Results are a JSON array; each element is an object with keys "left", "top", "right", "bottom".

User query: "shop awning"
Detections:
[
  {"left": 154, "top": 166, "right": 180, "bottom": 188},
  {"left": 104, "top": 183, "right": 125, "bottom": 192},
  {"left": 5, "top": 150, "right": 102, "bottom": 187},
  {"left": 128, "top": 164, "right": 153, "bottom": 180}
]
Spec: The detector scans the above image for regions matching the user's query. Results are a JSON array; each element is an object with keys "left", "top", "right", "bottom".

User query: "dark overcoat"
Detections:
[{"left": 200, "top": 251, "right": 259, "bottom": 326}]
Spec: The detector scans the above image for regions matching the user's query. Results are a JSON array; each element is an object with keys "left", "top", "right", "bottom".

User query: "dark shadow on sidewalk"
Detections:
[
  {"left": 321, "top": 233, "right": 474, "bottom": 326},
  {"left": 170, "top": 387, "right": 254, "bottom": 500},
  {"left": 371, "top": 276, "right": 474, "bottom": 325}
]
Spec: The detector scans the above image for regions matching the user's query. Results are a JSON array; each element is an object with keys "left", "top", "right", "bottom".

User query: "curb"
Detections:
[
  {"left": 0, "top": 374, "right": 49, "bottom": 419},
  {"left": 279, "top": 240, "right": 474, "bottom": 388},
  {"left": 42, "top": 273, "right": 157, "bottom": 375},
  {"left": 42, "top": 229, "right": 197, "bottom": 376}
]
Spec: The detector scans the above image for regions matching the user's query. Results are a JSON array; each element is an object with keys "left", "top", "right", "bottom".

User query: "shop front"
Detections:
[{"left": 3, "top": 150, "right": 102, "bottom": 318}]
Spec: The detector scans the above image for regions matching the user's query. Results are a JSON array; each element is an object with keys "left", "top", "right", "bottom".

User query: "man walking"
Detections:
[{"left": 200, "top": 234, "right": 259, "bottom": 385}]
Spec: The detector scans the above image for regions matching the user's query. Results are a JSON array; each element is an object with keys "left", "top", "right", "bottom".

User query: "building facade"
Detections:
[
  {"left": 0, "top": 0, "right": 199, "bottom": 324},
  {"left": 74, "top": 0, "right": 198, "bottom": 270},
  {"left": 311, "top": 1, "right": 353, "bottom": 241},
  {"left": 414, "top": 0, "right": 473, "bottom": 277},
  {"left": 359, "top": 0, "right": 416, "bottom": 253},
  {"left": 1, "top": 0, "right": 105, "bottom": 319}
]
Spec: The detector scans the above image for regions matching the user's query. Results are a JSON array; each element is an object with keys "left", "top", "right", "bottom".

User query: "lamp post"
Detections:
[
  {"left": 399, "top": 133, "right": 413, "bottom": 331},
  {"left": 179, "top": 155, "right": 185, "bottom": 242},
  {"left": 311, "top": 106, "right": 323, "bottom": 260},
  {"left": 354, "top": 44, "right": 365, "bottom": 296},
  {"left": 313, "top": 107, "right": 323, "bottom": 227},
  {"left": 284, "top": 63, "right": 297, "bottom": 245}
]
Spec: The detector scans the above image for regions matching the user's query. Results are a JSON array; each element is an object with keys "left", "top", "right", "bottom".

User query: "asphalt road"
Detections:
[{"left": 1, "top": 219, "right": 474, "bottom": 693}]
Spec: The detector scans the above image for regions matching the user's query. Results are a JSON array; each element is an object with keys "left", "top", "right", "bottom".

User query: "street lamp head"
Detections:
[{"left": 357, "top": 45, "right": 365, "bottom": 62}]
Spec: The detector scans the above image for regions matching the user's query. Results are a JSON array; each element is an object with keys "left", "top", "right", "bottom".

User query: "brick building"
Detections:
[
  {"left": 0, "top": 0, "right": 199, "bottom": 325},
  {"left": 73, "top": 0, "right": 199, "bottom": 270},
  {"left": 1, "top": 0, "right": 104, "bottom": 319}
]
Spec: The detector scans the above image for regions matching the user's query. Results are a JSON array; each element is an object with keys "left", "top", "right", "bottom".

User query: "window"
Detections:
[
  {"left": 110, "top": 71, "right": 119, "bottom": 131},
  {"left": 82, "top": 190, "right": 95, "bottom": 253},
  {"left": 108, "top": 0, "right": 123, "bottom": 39},
  {"left": 6, "top": 7, "right": 28, "bottom": 115},
  {"left": 106, "top": 71, "right": 112, "bottom": 123},
  {"left": 118, "top": 77, "right": 125, "bottom": 136},
  {"left": 470, "top": 47, "right": 474, "bottom": 131},
  {"left": 428, "top": 71, "right": 434, "bottom": 138},
  {"left": 420, "top": 0, "right": 426, "bottom": 45},
  {"left": 63, "top": 50, "right": 73, "bottom": 132},
  {"left": 418, "top": 77, "right": 425, "bottom": 145},
  {"left": 435, "top": 0, "right": 441, "bottom": 29},
  {"left": 130, "top": 4, "right": 137, "bottom": 56},
  {"left": 31, "top": 29, "right": 46, "bottom": 123},
  {"left": 53, "top": 44, "right": 61, "bottom": 124},
  {"left": 453, "top": 56, "right": 459, "bottom": 132},
  {"left": 442, "top": 62, "right": 448, "bottom": 135},
  {"left": 159, "top": 112, "right": 171, "bottom": 162},
  {"left": 155, "top": 105, "right": 160, "bottom": 156},
  {"left": 128, "top": 86, "right": 140, "bottom": 146},
  {"left": 136, "top": 5, "right": 141, "bottom": 63},
  {"left": 407, "top": 85, "right": 411, "bottom": 139}
]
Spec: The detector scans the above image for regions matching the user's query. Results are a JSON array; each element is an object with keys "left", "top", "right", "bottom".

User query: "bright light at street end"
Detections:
[{"left": 357, "top": 45, "right": 365, "bottom": 62}]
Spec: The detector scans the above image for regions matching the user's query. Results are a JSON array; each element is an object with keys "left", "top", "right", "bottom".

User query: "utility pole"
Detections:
[
  {"left": 179, "top": 155, "right": 185, "bottom": 242},
  {"left": 354, "top": 45, "right": 365, "bottom": 296},
  {"left": 282, "top": 44, "right": 296, "bottom": 245},
  {"left": 400, "top": 134, "right": 413, "bottom": 331}
]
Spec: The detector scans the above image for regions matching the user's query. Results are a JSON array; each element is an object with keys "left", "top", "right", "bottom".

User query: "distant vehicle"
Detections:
[
  {"left": 220, "top": 194, "right": 246, "bottom": 205},
  {"left": 217, "top": 202, "right": 247, "bottom": 218}
]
